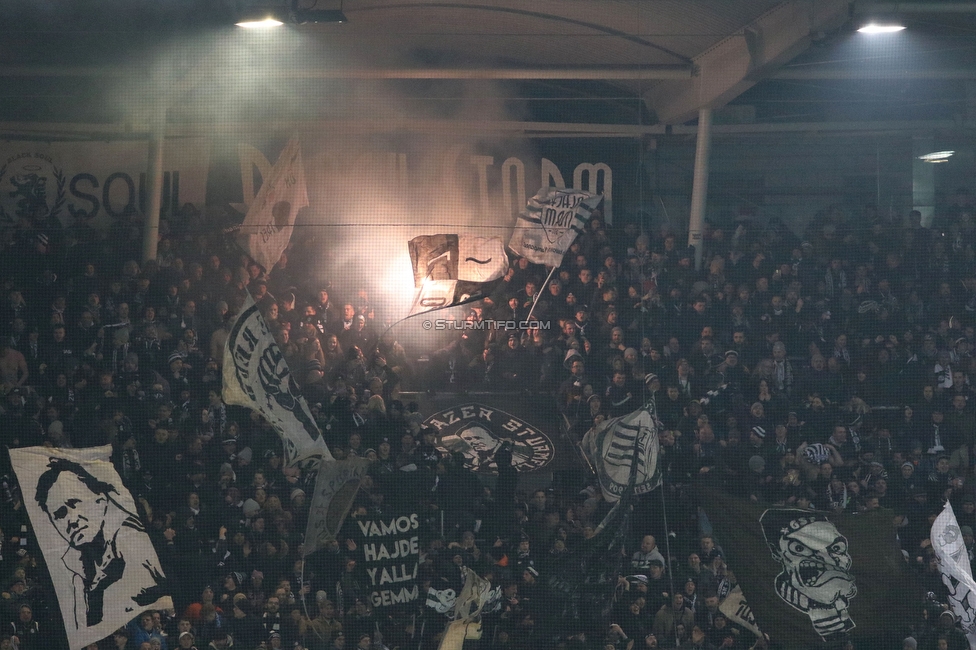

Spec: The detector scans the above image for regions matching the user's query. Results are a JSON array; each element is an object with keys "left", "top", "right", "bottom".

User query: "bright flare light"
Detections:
[
  {"left": 857, "top": 23, "right": 906, "bottom": 34},
  {"left": 918, "top": 150, "right": 955, "bottom": 163},
  {"left": 235, "top": 17, "right": 284, "bottom": 28}
]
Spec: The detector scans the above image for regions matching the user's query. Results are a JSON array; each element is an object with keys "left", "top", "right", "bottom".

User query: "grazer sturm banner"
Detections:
[
  {"left": 698, "top": 487, "right": 919, "bottom": 648},
  {"left": 0, "top": 139, "right": 210, "bottom": 230},
  {"left": 931, "top": 501, "right": 976, "bottom": 647},
  {"left": 581, "top": 407, "right": 662, "bottom": 502},
  {"left": 508, "top": 187, "right": 601, "bottom": 267},
  {"left": 408, "top": 234, "right": 508, "bottom": 315},
  {"left": 303, "top": 457, "right": 369, "bottom": 557},
  {"left": 237, "top": 137, "right": 308, "bottom": 272},
  {"left": 9, "top": 445, "right": 172, "bottom": 650},
  {"left": 223, "top": 291, "right": 333, "bottom": 468},
  {"left": 423, "top": 402, "right": 556, "bottom": 475},
  {"left": 352, "top": 512, "right": 422, "bottom": 609}
]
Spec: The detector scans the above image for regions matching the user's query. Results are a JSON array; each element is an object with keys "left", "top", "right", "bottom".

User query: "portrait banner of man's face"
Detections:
[{"left": 10, "top": 445, "right": 173, "bottom": 650}]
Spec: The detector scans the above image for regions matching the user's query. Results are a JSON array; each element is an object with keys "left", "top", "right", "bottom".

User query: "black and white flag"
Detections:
[
  {"left": 932, "top": 501, "right": 976, "bottom": 647},
  {"left": 698, "top": 487, "right": 919, "bottom": 648},
  {"left": 508, "top": 187, "right": 601, "bottom": 267},
  {"left": 10, "top": 446, "right": 172, "bottom": 650},
  {"left": 238, "top": 137, "right": 308, "bottom": 272},
  {"left": 581, "top": 407, "right": 662, "bottom": 502},
  {"left": 223, "top": 291, "right": 333, "bottom": 467},
  {"left": 303, "top": 457, "right": 369, "bottom": 557},
  {"left": 408, "top": 234, "right": 508, "bottom": 314}
]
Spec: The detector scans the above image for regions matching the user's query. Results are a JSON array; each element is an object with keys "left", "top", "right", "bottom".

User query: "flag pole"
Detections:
[
  {"left": 525, "top": 265, "right": 557, "bottom": 322},
  {"left": 654, "top": 423, "right": 678, "bottom": 649}
]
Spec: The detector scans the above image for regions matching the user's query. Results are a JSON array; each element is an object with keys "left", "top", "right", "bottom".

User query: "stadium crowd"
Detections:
[{"left": 0, "top": 192, "right": 975, "bottom": 650}]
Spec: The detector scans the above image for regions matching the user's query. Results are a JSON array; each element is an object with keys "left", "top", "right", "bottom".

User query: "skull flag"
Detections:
[{"left": 696, "top": 487, "right": 920, "bottom": 648}]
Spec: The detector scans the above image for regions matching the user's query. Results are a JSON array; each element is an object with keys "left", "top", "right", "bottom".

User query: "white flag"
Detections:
[
  {"left": 719, "top": 586, "right": 763, "bottom": 638},
  {"left": 9, "top": 446, "right": 172, "bottom": 650},
  {"left": 303, "top": 458, "right": 369, "bottom": 556},
  {"left": 581, "top": 407, "right": 662, "bottom": 502},
  {"left": 932, "top": 501, "right": 976, "bottom": 646},
  {"left": 508, "top": 187, "right": 601, "bottom": 267},
  {"left": 408, "top": 234, "right": 508, "bottom": 314},
  {"left": 239, "top": 137, "right": 308, "bottom": 271},
  {"left": 223, "top": 292, "right": 333, "bottom": 468}
]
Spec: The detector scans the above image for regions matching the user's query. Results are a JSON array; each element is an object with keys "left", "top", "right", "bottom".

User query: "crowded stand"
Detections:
[{"left": 2, "top": 193, "right": 976, "bottom": 650}]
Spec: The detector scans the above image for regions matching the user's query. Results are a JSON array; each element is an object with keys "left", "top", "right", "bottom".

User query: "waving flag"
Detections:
[
  {"left": 223, "top": 292, "right": 333, "bottom": 468},
  {"left": 581, "top": 407, "right": 662, "bottom": 502},
  {"left": 408, "top": 234, "right": 508, "bottom": 314},
  {"left": 508, "top": 187, "right": 601, "bottom": 267},
  {"left": 303, "top": 457, "right": 369, "bottom": 556},
  {"left": 238, "top": 137, "right": 307, "bottom": 271},
  {"left": 932, "top": 502, "right": 976, "bottom": 647}
]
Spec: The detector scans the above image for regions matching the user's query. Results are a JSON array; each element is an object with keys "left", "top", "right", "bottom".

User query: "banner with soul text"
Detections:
[
  {"left": 0, "top": 139, "right": 210, "bottom": 230},
  {"left": 350, "top": 512, "right": 422, "bottom": 610}
]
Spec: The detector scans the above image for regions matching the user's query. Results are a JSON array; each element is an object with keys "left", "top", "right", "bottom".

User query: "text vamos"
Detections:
[{"left": 354, "top": 513, "right": 422, "bottom": 609}]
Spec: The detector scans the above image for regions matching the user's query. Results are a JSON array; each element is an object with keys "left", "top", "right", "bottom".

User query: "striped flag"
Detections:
[
  {"left": 508, "top": 187, "right": 601, "bottom": 267},
  {"left": 581, "top": 407, "right": 662, "bottom": 502}
]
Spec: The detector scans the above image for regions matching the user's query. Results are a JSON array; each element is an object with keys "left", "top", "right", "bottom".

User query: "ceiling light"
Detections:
[
  {"left": 857, "top": 22, "right": 906, "bottom": 34},
  {"left": 236, "top": 16, "right": 284, "bottom": 27},
  {"left": 918, "top": 151, "right": 954, "bottom": 163}
]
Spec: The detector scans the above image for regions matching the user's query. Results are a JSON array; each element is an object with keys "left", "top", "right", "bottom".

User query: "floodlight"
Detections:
[
  {"left": 857, "top": 22, "right": 905, "bottom": 33},
  {"left": 918, "top": 151, "right": 954, "bottom": 163}
]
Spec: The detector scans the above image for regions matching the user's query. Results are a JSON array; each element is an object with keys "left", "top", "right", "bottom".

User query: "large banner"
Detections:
[
  {"left": 351, "top": 512, "right": 422, "bottom": 609},
  {"left": 237, "top": 137, "right": 307, "bottom": 272},
  {"left": 223, "top": 292, "right": 333, "bottom": 467},
  {"left": 9, "top": 445, "right": 172, "bottom": 650},
  {"left": 698, "top": 488, "right": 919, "bottom": 648},
  {"left": 421, "top": 396, "right": 562, "bottom": 476},
  {"left": 0, "top": 139, "right": 210, "bottom": 230}
]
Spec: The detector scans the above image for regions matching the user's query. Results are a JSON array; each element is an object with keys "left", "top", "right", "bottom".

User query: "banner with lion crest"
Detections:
[{"left": 0, "top": 140, "right": 210, "bottom": 230}]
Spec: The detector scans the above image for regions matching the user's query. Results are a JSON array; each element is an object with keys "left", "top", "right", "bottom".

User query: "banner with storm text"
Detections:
[
  {"left": 223, "top": 291, "right": 333, "bottom": 467},
  {"left": 10, "top": 445, "right": 172, "bottom": 650}
]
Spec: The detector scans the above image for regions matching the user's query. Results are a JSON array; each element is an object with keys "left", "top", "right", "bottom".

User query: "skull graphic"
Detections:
[{"left": 761, "top": 509, "right": 857, "bottom": 638}]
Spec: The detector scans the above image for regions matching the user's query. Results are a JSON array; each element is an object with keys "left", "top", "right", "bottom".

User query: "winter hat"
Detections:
[
  {"left": 290, "top": 488, "right": 306, "bottom": 501},
  {"left": 748, "top": 455, "right": 766, "bottom": 474},
  {"left": 903, "top": 637, "right": 917, "bottom": 649},
  {"left": 751, "top": 426, "right": 766, "bottom": 439},
  {"left": 243, "top": 499, "right": 261, "bottom": 518}
]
